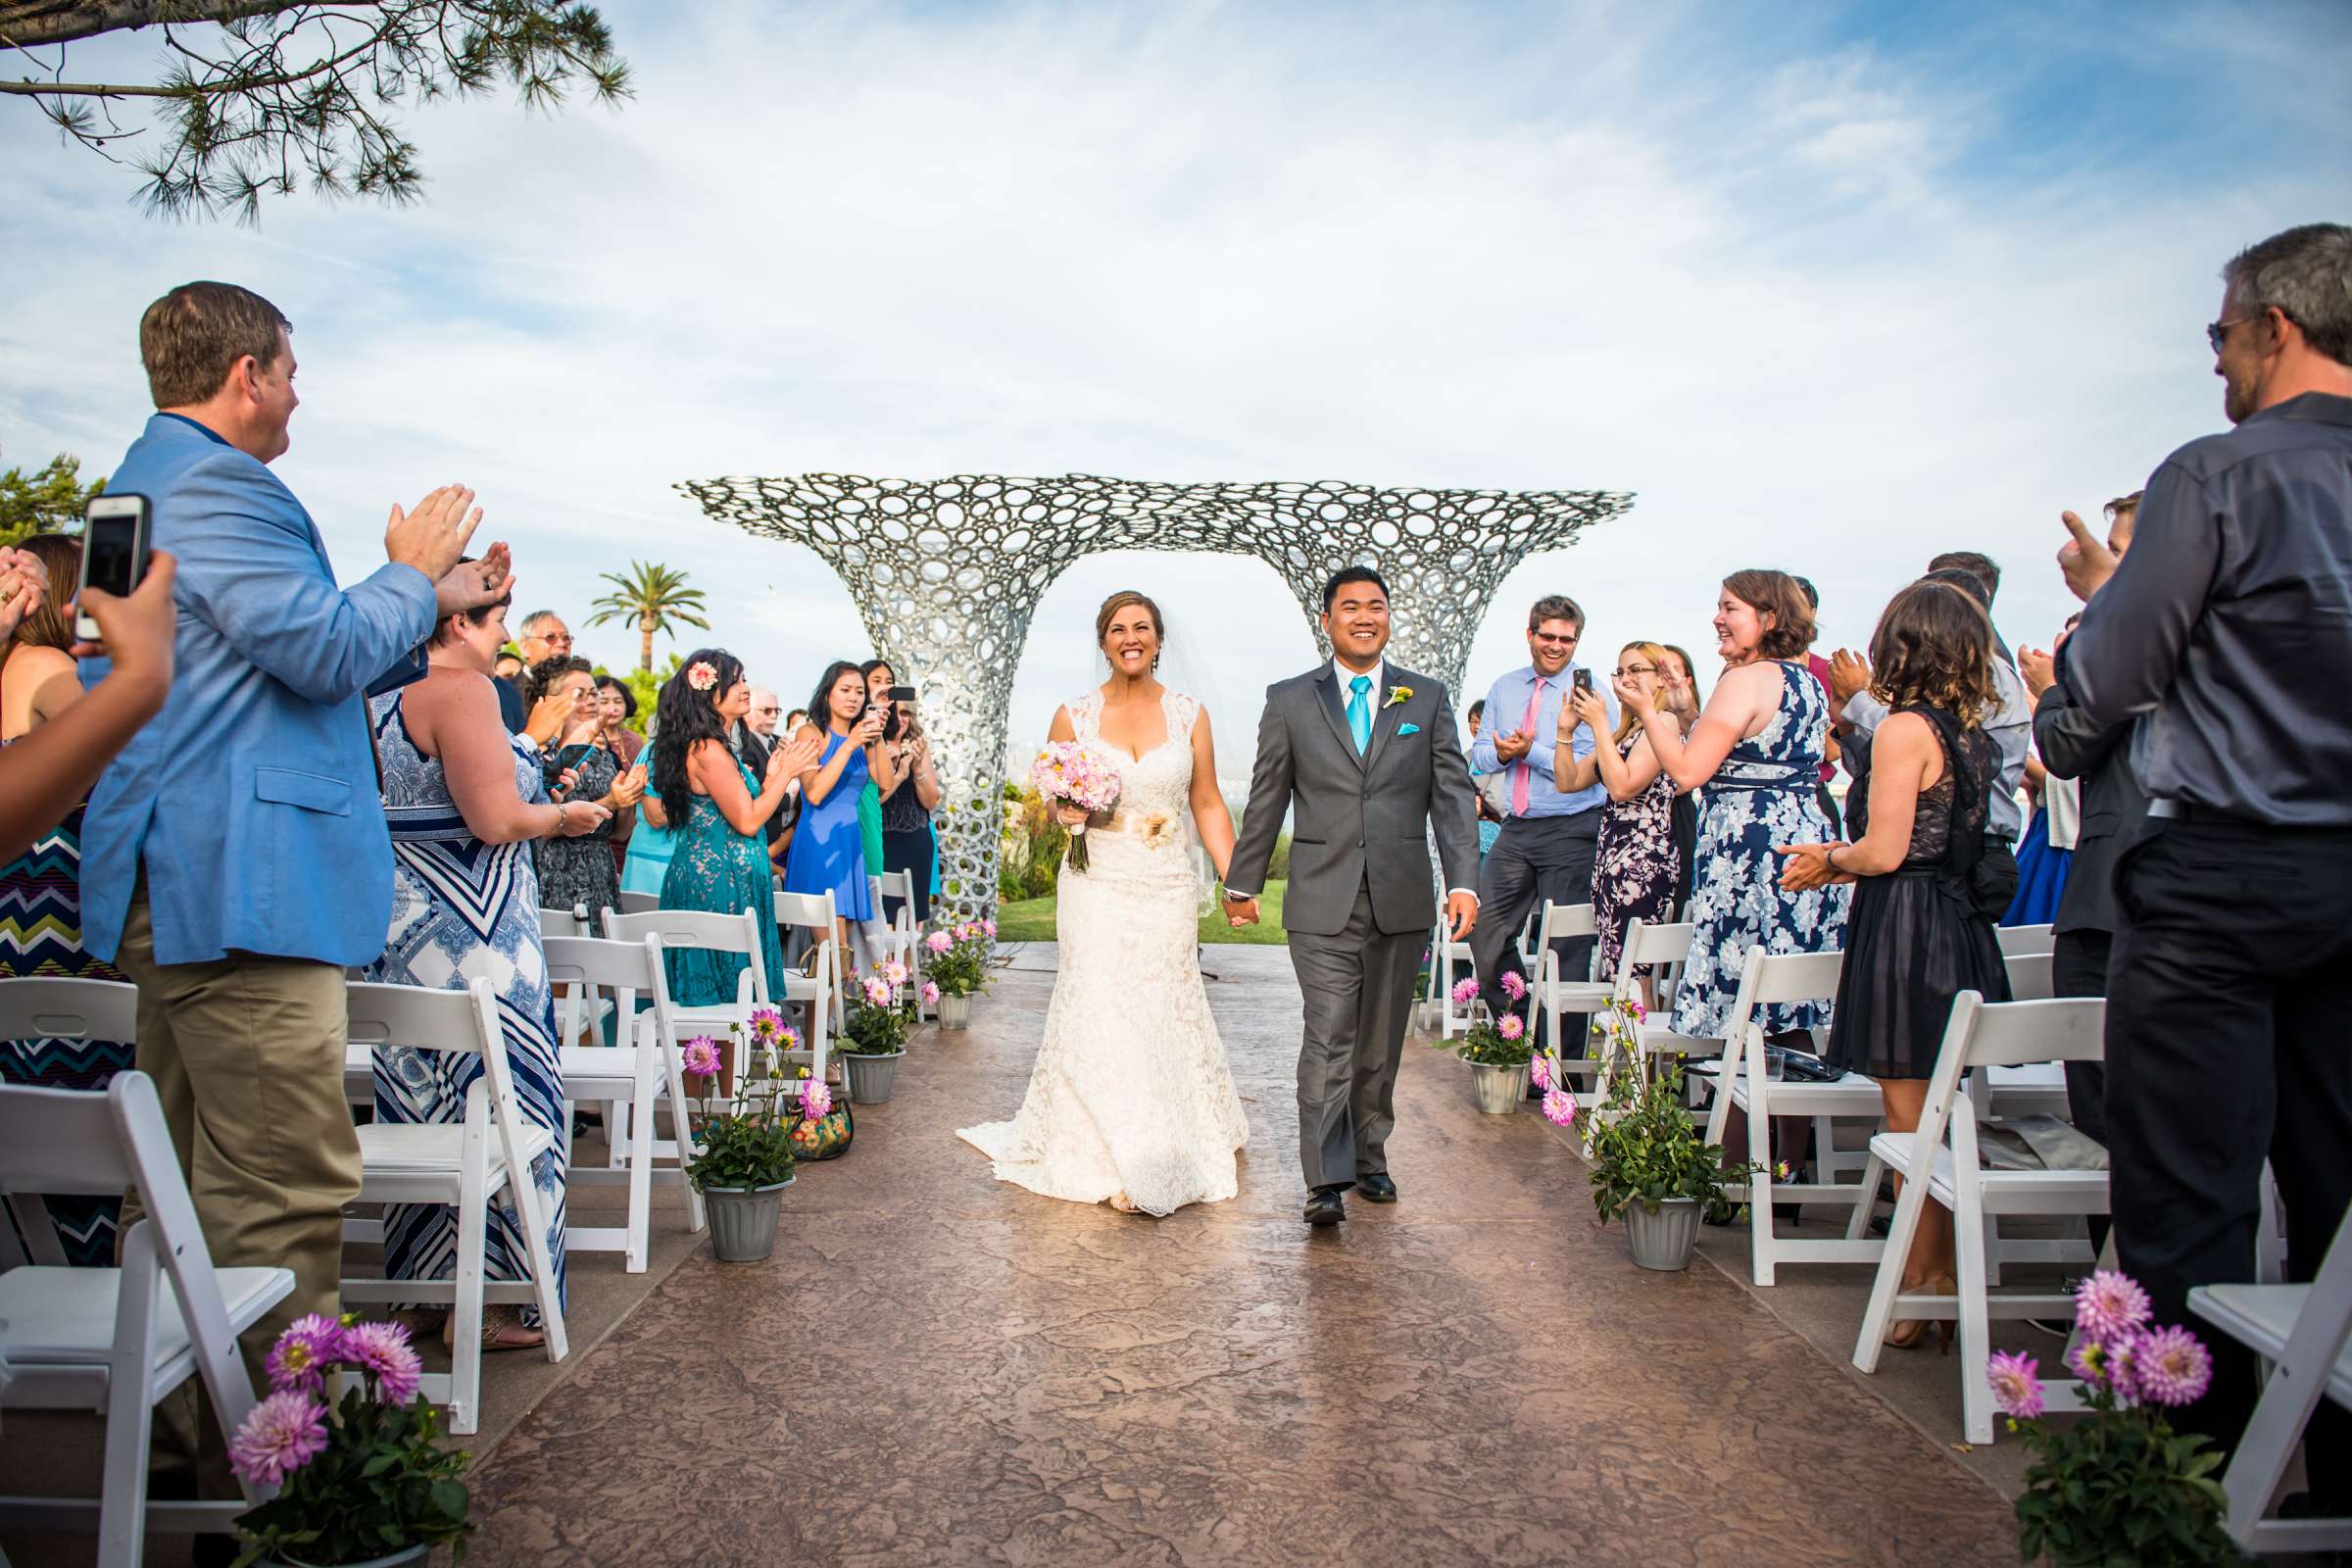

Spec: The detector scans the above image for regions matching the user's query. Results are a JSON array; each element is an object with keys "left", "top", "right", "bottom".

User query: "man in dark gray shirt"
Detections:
[{"left": 2055, "top": 221, "right": 2352, "bottom": 1505}]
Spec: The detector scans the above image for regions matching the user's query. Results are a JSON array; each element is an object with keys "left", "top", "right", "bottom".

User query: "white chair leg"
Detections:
[
  {"left": 451, "top": 1120, "right": 490, "bottom": 1438},
  {"left": 1749, "top": 1108, "right": 1777, "bottom": 1288},
  {"left": 1845, "top": 1149, "right": 1884, "bottom": 1243},
  {"left": 96, "top": 1224, "right": 164, "bottom": 1568},
  {"left": 1956, "top": 1171, "right": 1995, "bottom": 1445},
  {"left": 1853, "top": 1153, "right": 1933, "bottom": 1374},
  {"left": 658, "top": 1017, "right": 706, "bottom": 1234},
  {"left": 625, "top": 1054, "right": 655, "bottom": 1274}
]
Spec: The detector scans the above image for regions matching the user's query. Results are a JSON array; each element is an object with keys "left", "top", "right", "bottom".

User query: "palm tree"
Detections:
[{"left": 587, "top": 561, "right": 710, "bottom": 672}]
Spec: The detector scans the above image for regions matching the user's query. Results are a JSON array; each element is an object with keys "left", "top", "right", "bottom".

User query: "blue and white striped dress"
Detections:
[{"left": 364, "top": 689, "right": 567, "bottom": 1325}]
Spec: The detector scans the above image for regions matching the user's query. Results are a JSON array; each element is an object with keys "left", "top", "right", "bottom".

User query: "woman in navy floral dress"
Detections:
[
  {"left": 1627, "top": 571, "right": 1849, "bottom": 1042},
  {"left": 366, "top": 582, "right": 611, "bottom": 1349}
]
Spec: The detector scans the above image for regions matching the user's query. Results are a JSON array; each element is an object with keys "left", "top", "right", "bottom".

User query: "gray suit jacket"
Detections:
[
  {"left": 1226, "top": 663, "right": 1481, "bottom": 938},
  {"left": 2033, "top": 680, "right": 2149, "bottom": 937}
]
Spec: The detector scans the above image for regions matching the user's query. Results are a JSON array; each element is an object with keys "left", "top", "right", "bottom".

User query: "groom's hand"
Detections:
[
  {"left": 1445, "top": 890, "right": 1478, "bottom": 942},
  {"left": 1224, "top": 894, "right": 1260, "bottom": 928}
]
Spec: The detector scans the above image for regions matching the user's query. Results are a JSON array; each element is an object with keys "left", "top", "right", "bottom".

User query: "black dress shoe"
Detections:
[
  {"left": 1354, "top": 1173, "right": 1397, "bottom": 1202},
  {"left": 1303, "top": 1188, "right": 1348, "bottom": 1226}
]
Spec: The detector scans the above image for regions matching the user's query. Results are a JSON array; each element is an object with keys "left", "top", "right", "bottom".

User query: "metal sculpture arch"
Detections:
[{"left": 678, "top": 473, "right": 1632, "bottom": 924}]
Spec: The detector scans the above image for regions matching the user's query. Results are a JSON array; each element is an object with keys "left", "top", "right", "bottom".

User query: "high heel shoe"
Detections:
[{"left": 1886, "top": 1273, "right": 1959, "bottom": 1352}]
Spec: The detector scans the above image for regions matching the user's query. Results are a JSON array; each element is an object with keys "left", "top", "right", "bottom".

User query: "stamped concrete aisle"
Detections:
[{"left": 466, "top": 944, "right": 2018, "bottom": 1566}]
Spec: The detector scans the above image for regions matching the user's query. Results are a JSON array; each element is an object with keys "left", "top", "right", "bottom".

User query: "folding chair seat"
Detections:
[
  {"left": 1698, "top": 946, "right": 1885, "bottom": 1285},
  {"left": 1, "top": 1071, "right": 294, "bottom": 1566},
  {"left": 2191, "top": 1201, "right": 2352, "bottom": 1554},
  {"left": 545, "top": 934, "right": 703, "bottom": 1272},
  {"left": 339, "top": 979, "right": 566, "bottom": 1436},
  {"left": 1849, "top": 993, "right": 2109, "bottom": 1443}
]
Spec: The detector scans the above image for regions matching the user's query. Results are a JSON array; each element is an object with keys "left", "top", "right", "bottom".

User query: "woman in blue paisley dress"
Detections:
[
  {"left": 366, "top": 577, "right": 612, "bottom": 1350},
  {"left": 1627, "top": 570, "right": 1849, "bottom": 1043}
]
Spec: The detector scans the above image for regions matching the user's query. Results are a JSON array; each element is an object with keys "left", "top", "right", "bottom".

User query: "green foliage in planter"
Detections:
[
  {"left": 925, "top": 922, "right": 997, "bottom": 999},
  {"left": 231, "top": 1384, "right": 471, "bottom": 1567},
  {"left": 681, "top": 1036, "right": 797, "bottom": 1192},
  {"left": 2012, "top": 1393, "right": 2239, "bottom": 1565},
  {"left": 1586, "top": 1053, "right": 1752, "bottom": 1222},
  {"left": 841, "top": 982, "right": 917, "bottom": 1055},
  {"left": 1451, "top": 1015, "right": 1533, "bottom": 1068}
]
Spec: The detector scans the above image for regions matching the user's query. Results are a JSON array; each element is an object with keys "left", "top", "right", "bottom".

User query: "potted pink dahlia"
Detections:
[
  {"left": 227, "top": 1314, "right": 470, "bottom": 1566},
  {"left": 923, "top": 917, "right": 997, "bottom": 1031},
  {"left": 1444, "top": 970, "right": 1535, "bottom": 1115}
]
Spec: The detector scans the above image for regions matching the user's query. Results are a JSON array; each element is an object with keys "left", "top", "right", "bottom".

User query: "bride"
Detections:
[{"left": 957, "top": 590, "right": 1250, "bottom": 1215}]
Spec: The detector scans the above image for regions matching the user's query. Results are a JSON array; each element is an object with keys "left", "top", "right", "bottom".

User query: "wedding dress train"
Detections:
[{"left": 957, "top": 689, "right": 1249, "bottom": 1214}]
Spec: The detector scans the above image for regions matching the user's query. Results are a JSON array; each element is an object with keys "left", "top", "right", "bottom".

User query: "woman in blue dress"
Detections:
[
  {"left": 367, "top": 578, "right": 612, "bottom": 1351},
  {"left": 1627, "top": 570, "right": 1850, "bottom": 1042},
  {"left": 645, "top": 649, "right": 809, "bottom": 1007},
  {"left": 783, "top": 660, "right": 886, "bottom": 945}
]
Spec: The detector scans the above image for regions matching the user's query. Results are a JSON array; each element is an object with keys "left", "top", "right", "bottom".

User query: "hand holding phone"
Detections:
[
  {"left": 1571, "top": 667, "right": 1594, "bottom": 695},
  {"left": 77, "top": 495, "right": 153, "bottom": 643},
  {"left": 69, "top": 550, "right": 179, "bottom": 688}
]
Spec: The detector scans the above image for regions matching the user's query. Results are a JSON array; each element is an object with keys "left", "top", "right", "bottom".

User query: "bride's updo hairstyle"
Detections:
[{"left": 1095, "top": 590, "right": 1165, "bottom": 671}]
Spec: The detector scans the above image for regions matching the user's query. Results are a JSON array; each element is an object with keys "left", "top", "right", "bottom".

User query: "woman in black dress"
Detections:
[
  {"left": 1567, "top": 640, "right": 1683, "bottom": 1006},
  {"left": 1778, "top": 578, "right": 2009, "bottom": 1347}
]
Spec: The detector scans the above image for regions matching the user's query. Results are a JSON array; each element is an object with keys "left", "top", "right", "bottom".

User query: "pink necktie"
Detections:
[{"left": 1511, "top": 676, "right": 1547, "bottom": 814}]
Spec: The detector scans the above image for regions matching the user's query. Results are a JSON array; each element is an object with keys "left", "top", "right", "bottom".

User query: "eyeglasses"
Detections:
[
  {"left": 754, "top": 706, "right": 781, "bottom": 714},
  {"left": 1530, "top": 632, "right": 1578, "bottom": 646},
  {"left": 1611, "top": 664, "right": 1656, "bottom": 678},
  {"left": 2206, "top": 314, "right": 2260, "bottom": 355}
]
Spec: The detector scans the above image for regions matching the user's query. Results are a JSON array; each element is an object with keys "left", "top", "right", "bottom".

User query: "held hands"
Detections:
[
  {"left": 2018, "top": 645, "right": 2056, "bottom": 702},
  {"left": 1829, "top": 648, "right": 1871, "bottom": 708},
  {"left": 1774, "top": 842, "right": 1852, "bottom": 893},
  {"left": 69, "top": 551, "right": 179, "bottom": 688},
  {"left": 2058, "top": 510, "right": 2119, "bottom": 604},
  {"left": 385, "top": 485, "right": 483, "bottom": 584},
  {"left": 1224, "top": 893, "right": 1260, "bottom": 929}
]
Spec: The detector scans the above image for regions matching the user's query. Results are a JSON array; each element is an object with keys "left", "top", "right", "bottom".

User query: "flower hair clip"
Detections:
[{"left": 686, "top": 661, "right": 718, "bottom": 692}]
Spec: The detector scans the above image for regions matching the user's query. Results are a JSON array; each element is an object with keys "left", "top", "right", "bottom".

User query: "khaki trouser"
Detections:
[{"left": 114, "top": 893, "right": 361, "bottom": 1469}]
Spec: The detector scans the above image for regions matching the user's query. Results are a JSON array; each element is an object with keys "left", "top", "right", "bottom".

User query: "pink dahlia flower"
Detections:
[
  {"left": 229, "top": 1390, "right": 328, "bottom": 1489},
  {"left": 802, "top": 1078, "right": 833, "bottom": 1120},
  {"left": 926, "top": 929, "right": 954, "bottom": 955},
  {"left": 1499, "top": 969, "right": 1528, "bottom": 1002},
  {"left": 264, "top": 1312, "right": 347, "bottom": 1396},
  {"left": 681, "top": 1035, "right": 722, "bottom": 1077},
  {"left": 2075, "top": 1270, "right": 2153, "bottom": 1340},
  {"left": 1530, "top": 1054, "right": 1552, "bottom": 1090},
  {"left": 1449, "top": 976, "right": 1479, "bottom": 1004},
  {"left": 1541, "top": 1087, "right": 1576, "bottom": 1127},
  {"left": 2131, "top": 1324, "right": 2213, "bottom": 1407},
  {"left": 1497, "top": 1014, "right": 1525, "bottom": 1041},
  {"left": 1986, "top": 1349, "right": 2045, "bottom": 1419},
  {"left": 344, "top": 1319, "right": 424, "bottom": 1407}
]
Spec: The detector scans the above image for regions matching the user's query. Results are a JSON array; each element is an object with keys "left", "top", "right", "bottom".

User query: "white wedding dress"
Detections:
[{"left": 957, "top": 688, "right": 1249, "bottom": 1214}]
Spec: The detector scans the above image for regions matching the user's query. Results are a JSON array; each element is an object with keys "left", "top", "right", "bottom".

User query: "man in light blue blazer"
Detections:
[{"left": 82, "top": 282, "right": 509, "bottom": 1426}]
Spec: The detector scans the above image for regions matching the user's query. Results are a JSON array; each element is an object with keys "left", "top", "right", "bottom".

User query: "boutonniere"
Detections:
[{"left": 1384, "top": 684, "right": 1412, "bottom": 709}]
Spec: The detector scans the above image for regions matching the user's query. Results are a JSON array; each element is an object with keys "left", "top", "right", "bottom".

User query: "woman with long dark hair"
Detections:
[
  {"left": 1780, "top": 578, "right": 2010, "bottom": 1346},
  {"left": 647, "top": 648, "right": 814, "bottom": 1007},
  {"left": 522, "top": 656, "right": 640, "bottom": 917},
  {"left": 782, "top": 660, "right": 886, "bottom": 944},
  {"left": 856, "top": 658, "right": 900, "bottom": 895},
  {"left": 865, "top": 662, "right": 945, "bottom": 925}
]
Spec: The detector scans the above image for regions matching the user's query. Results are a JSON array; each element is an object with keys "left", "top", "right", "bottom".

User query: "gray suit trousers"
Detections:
[{"left": 1289, "top": 876, "right": 1423, "bottom": 1191}]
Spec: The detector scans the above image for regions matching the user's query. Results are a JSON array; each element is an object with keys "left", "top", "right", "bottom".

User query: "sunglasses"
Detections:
[{"left": 2206, "top": 313, "right": 2263, "bottom": 355}]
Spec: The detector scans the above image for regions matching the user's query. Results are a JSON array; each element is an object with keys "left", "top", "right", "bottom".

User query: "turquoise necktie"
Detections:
[{"left": 1347, "top": 674, "right": 1373, "bottom": 755}]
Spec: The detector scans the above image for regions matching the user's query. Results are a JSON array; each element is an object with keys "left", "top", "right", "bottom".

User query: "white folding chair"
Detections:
[
  {"left": 602, "top": 906, "right": 767, "bottom": 1067},
  {"left": 340, "top": 979, "right": 567, "bottom": 1437},
  {"left": 0, "top": 1072, "right": 294, "bottom": 1566},
  {"left": 1590, "top": 919, "right": 1717, "bottom": 1112},
  {"left": 546, "top": 934, "right": 703, "bottom": 1271},
  {"left": 1977, "top": 951, "right": 2070, "bottom": 1123},
  {"left": 539, "top": 904, "right": 587, "bottom": 938},
  {"left": 0, "top": 976, "right": 140, "bottom": 1263},
  {"left": 775, "top": 889, "right": 841, "bottom": 1100},
  {"left": 1529, "top": 902, "right": 1612, "bottom": 1104},
  {"left": 1699, "top": 946, "right": 1885, "bottom": 1286},
  {"left": 617, "top": 890, "right": 660, "bottom": 915},
  {"left": 1426, "top": 918, "right": 1479, "bottom": 1039},
  {"left": 2192, "top": 1201, "right": 2352, "bottom": 1554},
  {"left": 870, "top": 868, "right": 925, "bottom": 1009},
  {"left": 1993, "top": 922, "right": 2054, "bottom": 956},
  {"left": 1848, "top": 993, "right": 2109, "bottom": 1443}
]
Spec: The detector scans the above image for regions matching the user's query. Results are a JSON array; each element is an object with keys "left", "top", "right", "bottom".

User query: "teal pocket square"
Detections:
[{"left": 1398, "top": 723, "right": 1422, "bottom": 736}]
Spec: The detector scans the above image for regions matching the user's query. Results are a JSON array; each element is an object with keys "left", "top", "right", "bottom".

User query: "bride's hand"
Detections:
[{"left": 1055, "top": 804, "right": 1090, "bottom": 828}]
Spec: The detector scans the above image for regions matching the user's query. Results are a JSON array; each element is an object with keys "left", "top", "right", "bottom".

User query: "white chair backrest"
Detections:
[
  {"left": 618, "top": 890, "right": 660, "bottom": 914},
  {"left": 601, "top": 907, "right": 767, "bottom": 1005},
  {"left": 773, "top": 890, "right": 838, "bottom": 933},
  {"left": 0, "top": 1072, "right": 215, "bottom": 1295},
  {"left": 1536, "top": 901, "right": 1599, "bottom": 947},
  {"left": 875, "top": 868, "right": 914, "bottom": 906},
  {"left": 2004, "top": 951, "right": 2054, "bottom": 1003},
  {"left": 1996, "top": 923, "right": 2055, "bottom": 957},
  {"left": 1612, "top": 919, "right": 1693, "bottom": 1000},
  {"left": 1734, "top": 946, "right": 1845, "bottom": 1011},
  {"left": 0, "top": 975, "right": 138, "bottom": 1050},
  {"left": 543, "top": 932, "right": 675, "bottom": 1047},
  {"left": 347, "top": 979, "right": 516, "bottom": 1111},
  {"left": 539, "top": 904, "right": 589, "bottom": 939},
  {"left": 1939, "top": 993, "right": 2106, "bottom": 1074}
]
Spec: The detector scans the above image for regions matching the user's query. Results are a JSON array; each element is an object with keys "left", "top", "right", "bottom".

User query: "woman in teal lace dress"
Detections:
[{"left": 647, "top": 650, "right": 815, "bottom": 1007}]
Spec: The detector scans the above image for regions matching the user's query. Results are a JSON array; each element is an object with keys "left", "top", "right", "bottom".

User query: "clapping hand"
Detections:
[
  {"left": 1491, "top": 727, "right": 1534, "bottom": 763},
  {"left": 612, "top": 762, "right": 648, "bottom": 808},
  {"left": 435, "top": 541, "right": 512, "bottom": 615},
  {"left": 2018, "top": 646, "right": 2056, "bottom": 701},
  {"left": 2058, "top": 511, "right": 2120, "bottom": 603},
  {"left": 770, "top": 730, "right": 824, "bottom": 780},
  {"left": 1829, "top": 648, "right": 1871, "bottom": 707},
  {"left": 525, "top": 689, "right": 576, "bottom": 748},
  {"left": 0, "top": 547, "right": 49, "bottom": 643},
  {"left": 385, "top": 485, "right": 483, "bottom": 584},
  {"left": 1610, "top": 669, "right": 1652, "bottom": 714}
]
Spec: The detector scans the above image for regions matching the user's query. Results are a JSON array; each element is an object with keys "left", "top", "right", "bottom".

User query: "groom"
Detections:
[{"left": 1225, "top": 566, "right": 1482, "bottom": 1226}]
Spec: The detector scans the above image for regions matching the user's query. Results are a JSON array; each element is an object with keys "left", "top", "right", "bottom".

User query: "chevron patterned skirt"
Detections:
[{"left": 0, "top": 801, "right": 133, "bottom": 1266}]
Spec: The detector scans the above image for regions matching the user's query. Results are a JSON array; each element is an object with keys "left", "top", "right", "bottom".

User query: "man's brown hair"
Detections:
[{"left": 139, "top": 282, "right": 291, "bottom": 409}]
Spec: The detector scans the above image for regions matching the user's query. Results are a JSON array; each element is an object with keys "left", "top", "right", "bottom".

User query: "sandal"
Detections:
[
  {"left": 445, "top": 1303, "right": 546, "bottom": 1354},
  {"left": 1887, "top": 1273, "right": 1958, "bottom": 1353}
]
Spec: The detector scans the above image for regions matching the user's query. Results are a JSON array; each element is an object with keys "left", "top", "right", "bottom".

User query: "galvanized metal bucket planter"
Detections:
[
  {"left": 844, "top": 1049, "right": 906, "bottom": 1104},
  {"left": 936, "top": 992, "right": 974, "bottom": 1032},
  {"left": 703, "top": 1174, "right": 793, "bottom": 1263},
  {"left": 282, "top": 1544, "right": 430, "bottom": 1567},
  {"left": 1469, "top": 1059, "right": 1530, "bottom": 1115},
  {"left": 1625, "top": 1197, "right": 1701, "bottom": 1271}
]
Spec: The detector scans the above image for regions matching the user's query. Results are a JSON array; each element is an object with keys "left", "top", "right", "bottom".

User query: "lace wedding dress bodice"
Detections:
[{"left": 957, "top": 686, "right": 1249, "bottom": 1214}]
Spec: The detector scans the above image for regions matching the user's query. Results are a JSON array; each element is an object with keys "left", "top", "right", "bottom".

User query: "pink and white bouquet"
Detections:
[{"left": 1031, "top": 741, "right": 1121, "bottom": 870}]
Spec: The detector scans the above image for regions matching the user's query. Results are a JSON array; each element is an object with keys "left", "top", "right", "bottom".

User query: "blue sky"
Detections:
[{"left": 3, "top": 0, "right": 2347, "bottom": 779}]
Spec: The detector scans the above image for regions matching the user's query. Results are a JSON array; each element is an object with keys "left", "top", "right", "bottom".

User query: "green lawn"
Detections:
[{"left": 996, "top": 879, "right": 1290, "bottom": 945}]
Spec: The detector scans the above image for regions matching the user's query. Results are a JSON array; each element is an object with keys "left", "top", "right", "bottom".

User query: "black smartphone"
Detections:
[
  {"left": 76, "top": 493, "right": 153, "bottom": 641},
  {"left": 1572, "top": 667, "right": 1594, "bottom": 694},
  {"left": 887, "top": 684, "right": 916, "bottom": 706},
  {"left": 545, "top": 742, "right": 596, "bottom": 787}
]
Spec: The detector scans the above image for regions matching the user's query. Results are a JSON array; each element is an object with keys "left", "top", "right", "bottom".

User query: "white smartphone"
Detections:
[{"left": 75, "top": 493, "right": 153, "bottom": 642}]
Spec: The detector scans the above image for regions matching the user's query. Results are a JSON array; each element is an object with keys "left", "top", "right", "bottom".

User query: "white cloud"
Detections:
[{"left": 2, "top": 0, "right": 2346, "bottom": 789}]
